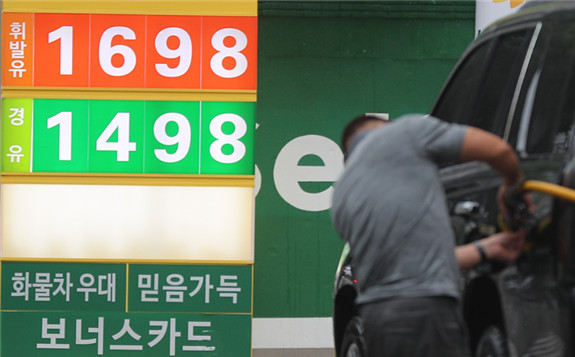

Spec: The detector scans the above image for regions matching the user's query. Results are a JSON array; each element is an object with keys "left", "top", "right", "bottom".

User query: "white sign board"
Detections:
[{"left": 476, "top": 0, "right": 528, "bottom": 36}]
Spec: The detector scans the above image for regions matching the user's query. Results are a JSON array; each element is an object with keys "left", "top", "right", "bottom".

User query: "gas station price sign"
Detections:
[
  {"left": 1, "top": 98, "right": 255, "bottom": 175},
  {"left": 1, "top": 12, "right": 257, "bottom": 90},
  {"left": 1, "top": 1, "right": 257, "bottom": 356}
]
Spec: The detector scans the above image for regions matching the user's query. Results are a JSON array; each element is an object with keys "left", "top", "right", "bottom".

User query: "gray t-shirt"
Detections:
[{"left": 331, "top": 115, "right": 468, "bottom": 304}]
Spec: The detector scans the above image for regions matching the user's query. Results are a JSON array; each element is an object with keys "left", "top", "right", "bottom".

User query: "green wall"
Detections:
[{"left": 254, "top": 1, "right": 475, "bottom": 318}]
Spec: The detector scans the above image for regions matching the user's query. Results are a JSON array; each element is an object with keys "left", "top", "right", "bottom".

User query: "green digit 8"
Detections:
[{"left": 209, "top": 113, "right": 246, "bottom": 164}]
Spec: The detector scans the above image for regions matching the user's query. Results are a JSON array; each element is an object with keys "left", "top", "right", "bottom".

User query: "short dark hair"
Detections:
[{"left": 341, "top": 114, "right": 387, "bottom": 158}]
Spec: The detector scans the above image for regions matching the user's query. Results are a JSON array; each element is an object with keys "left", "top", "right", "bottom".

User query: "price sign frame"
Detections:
[{"left": 1, "top": 1, "right": 257, "bottom": 356}]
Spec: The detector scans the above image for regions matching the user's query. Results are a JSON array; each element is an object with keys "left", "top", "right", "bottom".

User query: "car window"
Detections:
[
  {"left": 433, "top": 29, "right": 535, "bottom": 137},
  {"left": 515, "top": 21, "right": 575, "bottom": 157},
  {"left": 474, "top": 30, "right": 535, "bottom": 136},
  {"left": 432, "top": 42, "right": 489, "bottom": 126}
]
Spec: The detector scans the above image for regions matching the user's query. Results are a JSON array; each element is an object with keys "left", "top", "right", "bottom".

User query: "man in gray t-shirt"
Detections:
[{"left": 331, "top": 114, "right": 527, "bottom": 356}]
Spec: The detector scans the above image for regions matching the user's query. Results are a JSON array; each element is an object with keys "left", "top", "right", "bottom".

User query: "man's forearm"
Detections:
[
  {"left": 455, "top": 243, "right": 483, "bottom": 270},
  {"left": 456, "top": 231, "right": 526, "bottom": 270}
]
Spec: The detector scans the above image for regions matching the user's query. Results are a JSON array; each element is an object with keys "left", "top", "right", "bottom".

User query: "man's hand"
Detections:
[
  {"left": 497, "top": 182, "right": 535, "bottom": 231},
  {"left": 480, "top": 230, "right": 527, "bottom": 263},
  {"left": 456, "top": 230, "right": 527, "bottom": 270},
  {"left": 497, "top": 182, "right": 514, "bottom": 216}
]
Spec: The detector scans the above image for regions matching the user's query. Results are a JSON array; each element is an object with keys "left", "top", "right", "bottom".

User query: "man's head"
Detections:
[{"left": 341, "top": 114, "right": 388, "bottom": 159}]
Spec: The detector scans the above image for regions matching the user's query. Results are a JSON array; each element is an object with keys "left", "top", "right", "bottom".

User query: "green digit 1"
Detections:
[
  {"left": 33, "top": 99, "right": 89, "bottom": 173},
  {"left": 47, "top": 112, "right": 72, "bottom": 161}
]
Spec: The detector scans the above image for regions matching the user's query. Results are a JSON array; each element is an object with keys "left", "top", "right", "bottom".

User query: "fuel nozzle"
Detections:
[{"left": 502, "top": 182, "right": 536, "bottom": 231}]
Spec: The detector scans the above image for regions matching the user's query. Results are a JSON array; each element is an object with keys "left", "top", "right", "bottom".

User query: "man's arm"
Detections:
[
  {"left": 459, "top": 127, "right": 522, "bottom": 186},
  {"left": 459, "top": 127, "right": 531, "bottom": 214},
  {"left": 456, "top": 230, "right": 526, "bottom": 270},
  {"left": 456, "top": 127, "right": 528, "bottom": 269}
]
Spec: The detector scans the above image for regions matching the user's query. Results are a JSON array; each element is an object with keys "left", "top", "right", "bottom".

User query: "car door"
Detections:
[
  {"left": 433, "top": 14, "right": 575, "bottom": 356},
  {"left": 433, "top": 25, "right": 540, "bottom": 248},
  {"left": 503, "top": 17, "right": 575, "bottom": 356}
]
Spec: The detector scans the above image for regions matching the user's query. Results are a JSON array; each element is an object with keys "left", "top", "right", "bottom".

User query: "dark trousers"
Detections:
[{"left": 359, "top": 296, "right": 472, "bottom": 357}]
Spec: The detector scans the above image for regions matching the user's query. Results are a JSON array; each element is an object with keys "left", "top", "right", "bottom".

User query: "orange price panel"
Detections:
[
  {"left": 34, "top": 13, "right": 90, "bottom": 87},
  {"left": 1, "top": 13, "right": 34, "bottom": 86},
  {"left": 145, "top": 16, "right": 202, "bottom": 89},
  {"left": 202, "top": 16, "right": 257, "bottom": 91},
  {"left": 89, "top": 14, "right": 146, "bottom": 88}
]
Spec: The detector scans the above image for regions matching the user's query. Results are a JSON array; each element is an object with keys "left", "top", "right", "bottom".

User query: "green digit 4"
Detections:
[{"left": 96, "top": 112, "right": 137, "bottom": 162}]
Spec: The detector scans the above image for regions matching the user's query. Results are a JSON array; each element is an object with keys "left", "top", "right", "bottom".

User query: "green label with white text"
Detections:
[{"left": 1, "top": 98, "right": 33, "bottom": 172}]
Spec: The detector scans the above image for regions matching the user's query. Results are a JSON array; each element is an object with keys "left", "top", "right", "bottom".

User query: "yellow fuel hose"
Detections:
[
  {"left": 498, "top": 180, "right": 575, "bottom": 233},
  {"left": 520, "top": 180, "right": 575, "bottom": 203}
]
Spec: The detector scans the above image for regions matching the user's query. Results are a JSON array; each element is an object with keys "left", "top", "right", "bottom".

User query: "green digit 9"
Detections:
[{"left": 153, "top": 113, "right": 191, "bottom": 163}]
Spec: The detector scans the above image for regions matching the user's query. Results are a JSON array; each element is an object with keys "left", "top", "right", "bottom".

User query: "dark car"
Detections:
[{"left": 333, "top": 1, "right": 575, "bottom": 356}]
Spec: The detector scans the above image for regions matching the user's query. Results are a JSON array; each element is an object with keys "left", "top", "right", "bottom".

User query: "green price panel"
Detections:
[
  {"left": 1, "top": 98, "right": 255, "bottom": 175},
  {"left": 1, "top": 262, "right": 126, "bottom": 312},
  {"left": 1, "top": 311, "right": 251, "bottom": 357},
  {"left": 128, "top": 264, "right": 252, "bottom": 314},
  {"left": 2, "top": 262, "right": 252, "bottom": 314}
]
